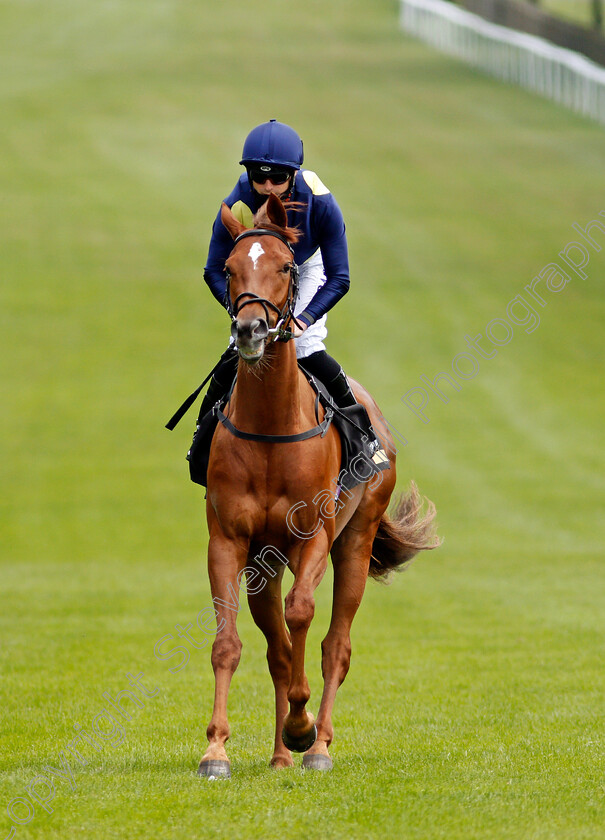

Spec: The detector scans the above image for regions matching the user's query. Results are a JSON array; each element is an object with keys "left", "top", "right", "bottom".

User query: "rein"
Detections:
[{"left": 225, "top": 228, "right": 301, "bottom": 341}]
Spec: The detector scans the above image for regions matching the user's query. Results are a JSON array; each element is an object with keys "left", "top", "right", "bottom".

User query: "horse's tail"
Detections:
[{"left": 369, "top": 482, "right": 441, "bottom": 582}]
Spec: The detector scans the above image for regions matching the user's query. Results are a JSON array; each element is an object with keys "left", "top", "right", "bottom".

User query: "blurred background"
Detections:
[{"left": 1, "top": 1, "right": 603, "bottom": 838}]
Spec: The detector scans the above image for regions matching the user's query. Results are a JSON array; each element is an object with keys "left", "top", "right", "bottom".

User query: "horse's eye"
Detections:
[{"left": 282, "top": 263, "right": 291, "bottom": 274}]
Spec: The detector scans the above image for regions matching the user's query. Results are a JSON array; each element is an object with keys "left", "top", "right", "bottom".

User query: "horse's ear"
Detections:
[
  {"left": 265, "top": 193, "right": 288, "bottom": 229},
  {"left": 221, "top": 202, "right": 248, "bottom": 241}
]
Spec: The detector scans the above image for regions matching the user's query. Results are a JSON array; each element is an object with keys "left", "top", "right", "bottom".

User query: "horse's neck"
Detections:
[{"left": 232, "top": 342, "right": 308, "bottom": 435}]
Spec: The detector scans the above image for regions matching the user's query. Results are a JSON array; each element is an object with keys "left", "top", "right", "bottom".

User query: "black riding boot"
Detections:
[
  {"left": 197, "top": 348, "right": 239, "bottom": 422},
  {"left": 298, "top": 350, "right": 381, "bottom": 451}
]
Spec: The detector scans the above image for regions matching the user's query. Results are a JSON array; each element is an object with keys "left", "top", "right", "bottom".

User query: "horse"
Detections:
[{"left": 198, "top": 192, "right": 439, "bottom": 777}]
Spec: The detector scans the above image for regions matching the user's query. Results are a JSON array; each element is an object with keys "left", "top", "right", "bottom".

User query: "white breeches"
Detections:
[{"left": 293, "top": 249, "right": 328, "bottom": 359}]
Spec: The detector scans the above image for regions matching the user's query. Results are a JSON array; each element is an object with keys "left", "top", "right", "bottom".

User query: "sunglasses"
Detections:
[{"left": 248, "top": 168, "right": 292, "bottom": 185}]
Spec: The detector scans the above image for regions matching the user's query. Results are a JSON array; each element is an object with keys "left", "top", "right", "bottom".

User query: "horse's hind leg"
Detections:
[
  {"left": 303, "top": 523, "right": 376, "bottom": 771},
  {"left": 246, "top": 565, "right": 294, "bottom": 769}
]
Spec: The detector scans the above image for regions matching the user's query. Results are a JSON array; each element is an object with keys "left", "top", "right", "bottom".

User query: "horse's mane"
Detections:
[{"left": 253, "top": 200, "right": 306, "bottom": 244}]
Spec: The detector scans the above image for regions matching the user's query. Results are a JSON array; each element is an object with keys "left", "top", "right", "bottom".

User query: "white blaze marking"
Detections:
[{"left": 248, "top": 242, "right": 265, "bottom": 269}]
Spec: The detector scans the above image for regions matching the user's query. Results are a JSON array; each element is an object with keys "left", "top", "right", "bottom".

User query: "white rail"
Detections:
[{"left": 400, "top": 0, "right": 605, "bottom": 125}]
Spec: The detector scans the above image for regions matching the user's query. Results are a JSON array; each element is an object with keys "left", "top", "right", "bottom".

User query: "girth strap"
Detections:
[
  {"left": 215, "top": 406, "right": 333, "bottom": 443},
  {"left": 216, "top": 377, "right": 333, "bottom": 443}
]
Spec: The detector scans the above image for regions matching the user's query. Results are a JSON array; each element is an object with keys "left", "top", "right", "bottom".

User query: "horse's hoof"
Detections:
[
  {"left": 281, "top": 723, "right": 317, "bottom": 753},
  {"left": 302, "top": 753, "right": 333, "bottom": 772},
  {"left": 197, "top": 759, "right": 231, "bottom": 779}
]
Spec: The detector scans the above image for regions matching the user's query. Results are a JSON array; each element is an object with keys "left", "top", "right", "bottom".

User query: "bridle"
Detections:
[
  {"left": 166, "top": 226, "right": 335, "bottom": 443},
  {"left": 224, "top": 228, "right": 301, "bottom": 342}
]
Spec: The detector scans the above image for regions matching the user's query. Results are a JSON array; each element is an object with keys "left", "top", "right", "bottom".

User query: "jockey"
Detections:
[{"left": 200, "top": 119, "right": 380, "bottom": 450}]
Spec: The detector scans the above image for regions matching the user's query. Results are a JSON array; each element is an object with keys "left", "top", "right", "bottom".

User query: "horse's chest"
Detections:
[
  {"left": 212, "top": 490, "right": 305, "bottom": 543},
  {"left": 208, "top": 429, "right": 338, "bottom": 542},
  {"left": 210, "top": 460, "right": 321, "bottom": 542}
]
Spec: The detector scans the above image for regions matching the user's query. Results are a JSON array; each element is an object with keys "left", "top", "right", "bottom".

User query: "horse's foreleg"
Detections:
[
  {"left": 303, "top": 526, "right": 375, "bottom": 771},
  {"left": 198, "top": 531, "right": 247, "bottom": 779},
  {"left": 246, "top": 566, "right": 293, "bottom": 769},
  {"left": 282, "top": 536, "right": 329, "bottom": 753}
]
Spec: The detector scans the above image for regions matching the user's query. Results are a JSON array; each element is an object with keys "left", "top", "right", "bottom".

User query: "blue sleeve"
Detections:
[
  {"left": 203, "top": 208, "right": 234, "bottom": 306},
  {"left": 298, "top": 195, "right": 350, "bottom": 327},
  {"left": 203, "top": 181, "right": 244, "bottom": 307}
]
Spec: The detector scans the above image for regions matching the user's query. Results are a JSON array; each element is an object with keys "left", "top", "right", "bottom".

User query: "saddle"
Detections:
[{"left": 184, "top": 367, "right": 390, "bottom": 491}]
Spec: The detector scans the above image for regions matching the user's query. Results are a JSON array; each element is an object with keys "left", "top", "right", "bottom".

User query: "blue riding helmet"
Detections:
[{"left": 239, "top": 119, "right": 304, "bottom": 170}]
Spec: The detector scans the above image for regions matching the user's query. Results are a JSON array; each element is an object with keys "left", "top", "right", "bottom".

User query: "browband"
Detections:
[{"left": 233, "top": 228, "right": 295, "bottom": 254}]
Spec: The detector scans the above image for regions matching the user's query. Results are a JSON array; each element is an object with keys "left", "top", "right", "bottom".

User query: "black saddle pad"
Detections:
[
  {"left": 308, "top": 375, "right": 390, "bottom": 491},
  {"left": 186, "top": 399, "right": 222, "bottom": 488},
  {"left": 186, "top": 367, "right": 390, "bottom": 489}
]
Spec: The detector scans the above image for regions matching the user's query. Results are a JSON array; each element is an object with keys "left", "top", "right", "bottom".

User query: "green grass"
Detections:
[
  {"left": 1, "top": 1, "right": 605, "bottom": 838},
  {"left": 539, "top": 0, "right": 599, "bottom": 28}
]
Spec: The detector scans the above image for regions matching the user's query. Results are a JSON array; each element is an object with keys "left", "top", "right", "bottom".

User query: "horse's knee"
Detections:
[
  {"left": 284, "top": 588, "right": 315, "bottom": 634},
  {"left": 211, "top": 632, "right": 242, "bottom": 673},
  {"left": 321, "top": 635, "right": 352, "bottom": 685}
]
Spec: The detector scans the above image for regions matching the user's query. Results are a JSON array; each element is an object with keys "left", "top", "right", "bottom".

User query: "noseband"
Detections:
[{"left": 224, "top": 228, "right": 300, "bottom": 340}]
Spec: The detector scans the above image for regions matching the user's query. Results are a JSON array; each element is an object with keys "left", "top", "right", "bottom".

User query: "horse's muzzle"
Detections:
[{"left": 232, "top": 317, "right": 269, "bottom": 362}]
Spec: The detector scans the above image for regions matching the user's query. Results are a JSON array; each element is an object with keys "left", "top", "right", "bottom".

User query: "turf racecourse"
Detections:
[{"left": 1, "top": 0, "right": 604, "bottom": 837}]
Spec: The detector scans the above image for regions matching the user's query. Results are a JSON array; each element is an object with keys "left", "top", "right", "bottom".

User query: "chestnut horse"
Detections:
[{"left": 199, "top": 193, "right": 438, "bottom": 777}]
